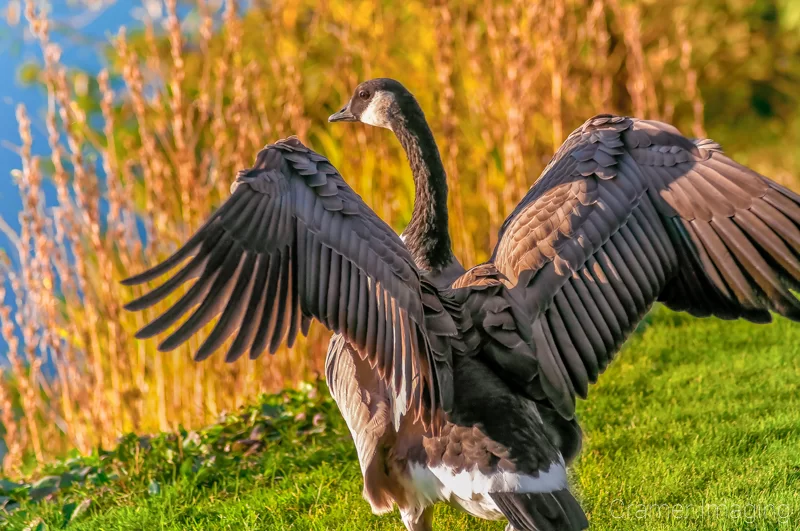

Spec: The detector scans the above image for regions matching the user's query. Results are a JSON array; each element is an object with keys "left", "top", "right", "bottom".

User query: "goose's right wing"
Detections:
[{"left": 122, "top": 138, "right": 448, "bottom": 422}]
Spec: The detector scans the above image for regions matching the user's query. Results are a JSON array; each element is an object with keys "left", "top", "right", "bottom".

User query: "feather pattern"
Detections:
[
  {"left": 491, "top": 115, "right": 800, "bottom": 419},
  {"left": 123, "top": 137, "right": 451, "bottom": 425}
]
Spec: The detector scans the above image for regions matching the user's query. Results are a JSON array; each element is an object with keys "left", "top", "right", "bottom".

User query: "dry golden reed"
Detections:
[{"left": 0, "top": 0, "right": 784, "bottom": 470}]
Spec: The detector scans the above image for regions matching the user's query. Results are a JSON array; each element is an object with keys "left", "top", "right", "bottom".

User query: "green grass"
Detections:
[{"left": 2, "top": 305, "right": 799, "bottom": 530}]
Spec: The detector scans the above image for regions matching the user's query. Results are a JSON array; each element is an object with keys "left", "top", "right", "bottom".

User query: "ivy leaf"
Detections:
[
  {"left": 29, "top": 485, "right": 58, "bottom": 502},
  {"left": 64, "top": 498, "right": 92, "bottom": 523},
  {"left": 0, "top": 479, "right": 23, "bottom": 493},
  {"left": 29, "top": 477, "right": 60, "bottom": 502}
]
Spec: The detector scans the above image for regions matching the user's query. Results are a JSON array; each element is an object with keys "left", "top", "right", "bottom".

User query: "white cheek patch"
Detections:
[{"left": 360, "top": 92, "right": 394, "bottom": 130}]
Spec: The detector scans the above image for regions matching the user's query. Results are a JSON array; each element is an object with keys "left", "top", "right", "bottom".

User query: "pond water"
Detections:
[{"left": 0, "top": 1, "right": 160, "bottom": 356}]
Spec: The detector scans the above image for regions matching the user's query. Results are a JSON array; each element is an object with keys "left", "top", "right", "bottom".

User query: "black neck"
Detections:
[{"left": 390, "top": 98, "right": 453, "bottom": 272}]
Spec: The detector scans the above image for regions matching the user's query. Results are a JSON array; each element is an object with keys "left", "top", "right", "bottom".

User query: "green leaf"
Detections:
[
  {"left": 90, "top": 471, "right": 109, "bottom": 486},
  {"left": 29, "top": 485, "right": 58, "bottom": 502},
  {"left": 61, "top": 502, "right": 77, "bottom": 522},
  {"left": 179, "top": 458, "right": 195, "bottom": 478},
  {"left": 58, "top": 472, "right": 75, "bottom": 489},
  {"left": 29, "top": 476, "right": 60, "bottom": 502},
  {"left": 194, "top": 466, "right": 211, "bottom": 485},
  {"left": 65, "top": 498, "right": 91, "bottom": 523},
  {"left": 0, "top": 479, "right": 24, "bottom": 493},
  {"left": 261, "top": 404, "right": 282, "bottom": 419},
  {"left": 31, "top": 476, "right": 59, "bottom": 490},
  {"left": 73, "top": 467, "right": 93, "bottom": 480}
]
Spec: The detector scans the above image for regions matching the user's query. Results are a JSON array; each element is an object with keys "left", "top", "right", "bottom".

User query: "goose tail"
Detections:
[{"left": 491, "top": 489, "right": 588, "bottom": 531}]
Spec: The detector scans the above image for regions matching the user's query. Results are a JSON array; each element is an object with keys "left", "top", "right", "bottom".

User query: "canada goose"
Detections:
[{"left": 123, "top": 78, "right": 800, "bottom": 530}]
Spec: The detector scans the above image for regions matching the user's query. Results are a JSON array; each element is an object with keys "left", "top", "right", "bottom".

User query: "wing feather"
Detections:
[
  {"left": 546, "top": 306, "right": 588, "bottom": 400},
  {"left": 552, "top": 290, "right": 598, "bottom": 383},
  {"left": 194, "top": 251, "right": 258, "bottom": 360},
  {"left": 123, "top": 138, "right": 446, "bottom": 423},
  {"left": 491, "top": 115, "right": 800, "bottom": 417},
  {"left": 225, "top": 254, "right": 270, "bottom": 362}
]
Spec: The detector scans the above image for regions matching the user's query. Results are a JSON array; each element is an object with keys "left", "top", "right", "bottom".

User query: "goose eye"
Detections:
[{"left": 359, "top": 90, "right": 370, "bottom": 100}]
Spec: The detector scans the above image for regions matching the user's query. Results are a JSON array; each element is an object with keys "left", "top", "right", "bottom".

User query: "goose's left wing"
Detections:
[
  {"left": 122, "top": 138, "right": 449, "bottom": 422},
  {"left": 490, "top": 115, "right": 800, "bottom": 418}
]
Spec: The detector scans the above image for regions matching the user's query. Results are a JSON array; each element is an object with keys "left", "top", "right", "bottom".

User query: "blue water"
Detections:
[{"left": 0, "top": 3, "right": 150, "bottom": 356}]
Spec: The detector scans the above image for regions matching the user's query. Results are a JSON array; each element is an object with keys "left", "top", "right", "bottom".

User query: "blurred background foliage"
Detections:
[{"left": 0, "top": 0, "right": 798, "bottom": 471}]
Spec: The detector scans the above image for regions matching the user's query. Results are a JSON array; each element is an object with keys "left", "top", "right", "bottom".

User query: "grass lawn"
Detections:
[{"left": 2, "top": 305, "right": 799, "bottom": 530}]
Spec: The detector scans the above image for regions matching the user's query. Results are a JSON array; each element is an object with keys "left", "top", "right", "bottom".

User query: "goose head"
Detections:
[{"left": 329, "top": 78, "right": 410, "bottom": 131}]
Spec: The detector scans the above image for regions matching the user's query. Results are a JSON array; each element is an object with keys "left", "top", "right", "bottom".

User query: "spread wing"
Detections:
[
  {"left": 491, "top": 115, "right": 800, "bottom": 418},
  {"left": 122, "top": 137, "right": 443, "bottom": 422}
]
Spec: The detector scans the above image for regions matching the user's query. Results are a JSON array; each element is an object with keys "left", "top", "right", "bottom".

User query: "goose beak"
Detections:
[{"left": 328, "top": 105, "right": 356, "bottom": 123}]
